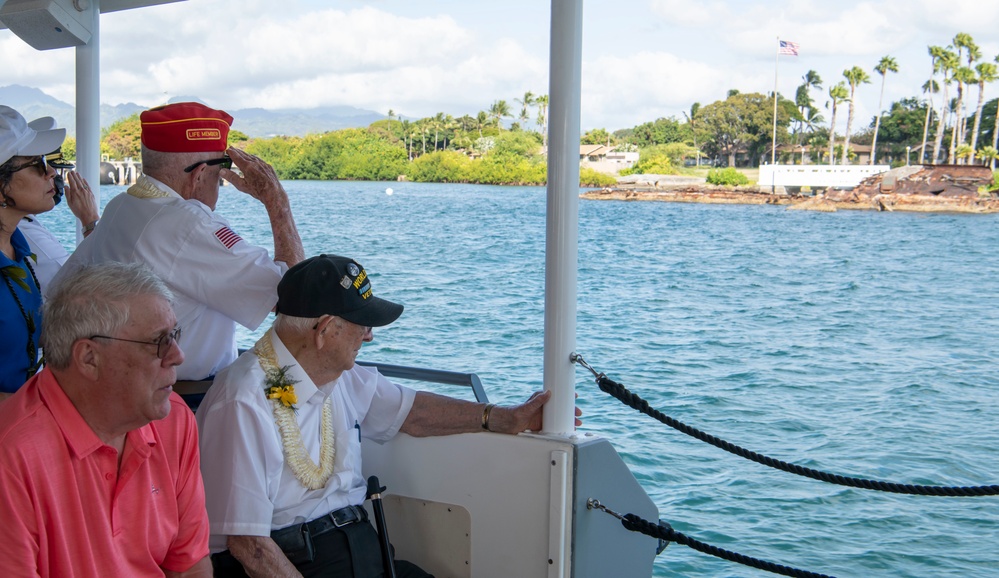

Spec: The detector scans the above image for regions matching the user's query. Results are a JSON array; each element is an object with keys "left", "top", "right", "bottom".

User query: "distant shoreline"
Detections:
[{"left": 580, "top": 184, "right": 999, "bottom": 214}]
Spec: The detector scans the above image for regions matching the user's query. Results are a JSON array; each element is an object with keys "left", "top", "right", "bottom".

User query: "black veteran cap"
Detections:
[{"left": 276, "top": 254, "right": 404, "bottom": 327}]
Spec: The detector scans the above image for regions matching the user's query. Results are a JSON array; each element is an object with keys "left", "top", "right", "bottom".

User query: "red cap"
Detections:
[{"left": 140, "top": 102, "right": 232, "bottom": 153}]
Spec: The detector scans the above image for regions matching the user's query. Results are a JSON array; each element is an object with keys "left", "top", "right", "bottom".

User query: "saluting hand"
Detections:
[
  {"left": 220, "top": 147, "right": 290, "bottom": 209},
  {"left": 65, "top": 171, "right": 100, "bottom": 227}
]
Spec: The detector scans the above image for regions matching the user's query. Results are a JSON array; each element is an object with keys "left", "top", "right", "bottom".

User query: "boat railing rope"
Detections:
[
  {"left": 570, "top": 353, "right": 999, "bottom": 497},
  {"left": 587, "top": 498, "right": 836, "bottom": 578}
]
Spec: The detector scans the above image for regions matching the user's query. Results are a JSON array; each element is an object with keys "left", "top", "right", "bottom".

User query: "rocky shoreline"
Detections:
[{"left": 582, "top": 170, "right": 999, "bottom": 214}]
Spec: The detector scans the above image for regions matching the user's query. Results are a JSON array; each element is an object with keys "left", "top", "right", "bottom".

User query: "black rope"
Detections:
[
  {"left": 621, "top": 513, "right": 834, "bottom": 578},
  {"left": 585, "top": 365, "right": 999, "bottom": 496}
]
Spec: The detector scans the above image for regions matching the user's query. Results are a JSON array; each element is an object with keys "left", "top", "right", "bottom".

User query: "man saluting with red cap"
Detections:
[{"left": 52, "top": 102, "right": 305, "bottom": 382}]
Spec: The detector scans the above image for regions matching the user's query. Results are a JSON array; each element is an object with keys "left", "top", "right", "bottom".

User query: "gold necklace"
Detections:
[{"left": 254, "top": 330, "right": 335, "bottom": 490}]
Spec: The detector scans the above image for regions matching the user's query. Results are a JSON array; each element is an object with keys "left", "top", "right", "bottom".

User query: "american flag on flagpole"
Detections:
[{"left": 778, "top": 40, "right": 799, "bottom": 56}]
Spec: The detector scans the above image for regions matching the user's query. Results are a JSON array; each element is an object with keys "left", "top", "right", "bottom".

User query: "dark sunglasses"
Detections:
[
  {"left": 10, "top": 156, "right": 50, "bottom": 177},
  {"left": 183, "top": 155, "right": 233, "bottom": 173}
]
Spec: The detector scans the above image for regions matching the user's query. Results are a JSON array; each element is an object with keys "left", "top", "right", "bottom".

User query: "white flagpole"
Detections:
[{"left": 771, "top": 37, "right": 780, "bottom": 190}]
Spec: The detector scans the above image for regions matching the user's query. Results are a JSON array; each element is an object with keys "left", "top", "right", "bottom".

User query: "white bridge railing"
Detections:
[{"left": 759, "top": 164, "right": 890, "bottom": 189}]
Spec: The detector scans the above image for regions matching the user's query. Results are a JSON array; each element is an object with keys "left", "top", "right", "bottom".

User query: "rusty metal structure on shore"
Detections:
[
  {"left": 835, "top": 164, "right": 994, "bottom": 199},
  {"left": 584, "top": 164, "right": 999, "bottom": 214}
]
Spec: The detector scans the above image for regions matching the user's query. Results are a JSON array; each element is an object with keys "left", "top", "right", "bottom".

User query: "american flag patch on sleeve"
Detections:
[{"left": 214, "top": 227, "right": 243, "bottom": 250}]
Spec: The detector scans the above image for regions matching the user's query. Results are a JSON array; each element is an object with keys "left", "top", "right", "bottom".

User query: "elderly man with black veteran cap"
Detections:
[
  {"left": 197, "top": 254, "right": 563, "bottom": 578},
  {"left": 51, "top": 102, "right": 304, "bottom": 382}
]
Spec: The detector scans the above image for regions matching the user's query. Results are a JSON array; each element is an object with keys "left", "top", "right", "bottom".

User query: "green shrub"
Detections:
[
  {"left": 706, "top": 167, "right": 749, "bottom": 186},
  {"left": 408, "top": 150, "right": 474, "bottom": 183},
  {"left": 629, "top": 145, "right": 679, "bottom": 175},
  {"left": 579, "top": 167, "right": 616, "bottom": 187}
]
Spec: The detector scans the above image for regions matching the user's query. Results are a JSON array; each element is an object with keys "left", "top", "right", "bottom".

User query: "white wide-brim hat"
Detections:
[{"left": 0, "top": 105, "right": 67, "bottom": 166}]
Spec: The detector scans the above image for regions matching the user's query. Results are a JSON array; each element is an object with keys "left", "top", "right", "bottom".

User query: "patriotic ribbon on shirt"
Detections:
[
  {"left": 214, "top": 226, "right": 243, "bottom": 250},
  {"left": 778, "top": 40, "right": 799, "bottom": 56}
]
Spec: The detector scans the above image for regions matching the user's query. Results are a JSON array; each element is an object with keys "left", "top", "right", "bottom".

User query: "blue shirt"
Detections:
[{"left": 0, "top": 229, "right": 42, "bottom": 393}]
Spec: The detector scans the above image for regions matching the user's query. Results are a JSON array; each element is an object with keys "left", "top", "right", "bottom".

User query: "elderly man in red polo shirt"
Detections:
[
  {"left": 0, "top": 262, "right": 210, "bottom": 576},
  {"left": 51, "top": 102, "right": 304, "bottom": 384}
]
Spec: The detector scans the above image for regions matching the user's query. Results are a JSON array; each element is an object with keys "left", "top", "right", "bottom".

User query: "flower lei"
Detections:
[{"left": 254, "top": 330, "right": 335, "bottom": 490}]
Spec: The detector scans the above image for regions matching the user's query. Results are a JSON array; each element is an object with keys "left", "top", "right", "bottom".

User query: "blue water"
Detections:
[{"left": 47, "top": 181, "right": 999, "bottom": 577}]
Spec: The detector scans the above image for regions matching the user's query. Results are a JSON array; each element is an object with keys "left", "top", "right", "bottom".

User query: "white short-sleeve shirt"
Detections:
[
  {"left": 18, "top": 215, "right": 68, "bottom": 291},
  {"left": 50, "top": 176, "right": 287, "bottom": 380},
  {"left": 195, "top": 330, "right": 416, "bottom": 553}
]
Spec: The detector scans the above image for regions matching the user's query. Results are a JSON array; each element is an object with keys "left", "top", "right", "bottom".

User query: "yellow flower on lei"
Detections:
[{"left": 263, "top": 365, "right": 300, "bottom": 409}]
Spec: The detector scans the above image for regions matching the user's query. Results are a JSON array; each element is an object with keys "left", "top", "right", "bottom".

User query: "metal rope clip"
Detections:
[
  {"left": 570, "top": 353, "right": 605, "bottom": 382},
  {"left": 588, "top": 498, "right": 672, "bottom": 555},
  {"left": 586, "top": 498, "right": 623, "bottom": 520}
]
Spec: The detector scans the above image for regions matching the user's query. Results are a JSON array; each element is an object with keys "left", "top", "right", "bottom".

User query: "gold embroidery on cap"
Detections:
[{"left": 186, "top": 128, "right": 222, "bottom": 140}]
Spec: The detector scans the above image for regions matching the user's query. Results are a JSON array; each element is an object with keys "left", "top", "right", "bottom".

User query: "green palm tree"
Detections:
[
  {"left": 919, "top": 79, "right": 939, "bottom": 164},
  {"left": 827, "top": 82, "right": 849, "bottom": 164},
  {"left": 969, "top": 61, "right": 998, "bottom": 151},
  {"left": 955, "top": 143, "right": 975, "bottom": 164},
  {"left": 794, "top": 70, "right": 823, "bottom": 146},
  {"left": 951, "top": 33, "right": 981, "bottom": 149},
  {"left": 442, "top": 114, "right": 457, "bottom": 150},
  {"left": 930, "top": 46, "right": 958, "bottom": 163},
  {"left": 950, "top": 66, "right": 977, "bottom": 162},
  {"left": 977, "top": 145, "right": 998, "bottom": 169},
  {"left": 841, "top": 66, "right": 871, "bottom": 164},
  {"left": 475, "top": 111, "right": 489, "bottom": 138},
  {"left": 682, "top": 102, "right": 702, "bottom": 166},
  {"left": 516, "top": 91, "right": 535, "bottom": 127},
  {"left": 993, "top": 55, "right": 999, "bottom": 160},
  {"left": 488, "top": 100, "right": 512, "bottom": 127},
  {"left": 870, "top": 56, "right": 898, "bottom": 164},
  {"left": 535, "top": 95, "right": 550, "bottom": 149},
  {"left": 400, "top": 119, "right": 413, "bottom": 160},
  {"left": 432, "top": 112, "right": 445, "bottom": 150}
]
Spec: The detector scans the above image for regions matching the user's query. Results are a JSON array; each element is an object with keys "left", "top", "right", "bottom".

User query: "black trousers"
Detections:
[{"left": 212, "top": 520, "right": 433, "bottom": 578}]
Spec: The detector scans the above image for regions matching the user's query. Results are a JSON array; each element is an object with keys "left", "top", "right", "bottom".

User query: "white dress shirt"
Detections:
[
  {"left": 195, "top": 330, "right": 416, "bottom": 553},
  {"left": 50, "top": 176, "right": 287, "bottom": 380}
]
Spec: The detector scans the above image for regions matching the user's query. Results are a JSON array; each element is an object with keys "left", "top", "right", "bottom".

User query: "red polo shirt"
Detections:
[{"left": 0, "top": 368, "right": 209, "bottom": 576}]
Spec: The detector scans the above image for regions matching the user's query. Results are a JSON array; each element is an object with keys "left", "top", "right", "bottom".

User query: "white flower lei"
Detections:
[{"left": 254, "top": 330, "right": 335, "bottom": 490}]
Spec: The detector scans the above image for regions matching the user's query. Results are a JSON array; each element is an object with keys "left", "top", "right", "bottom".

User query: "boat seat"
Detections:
[{"left": 174, "top": 380, "right": 213, "bottom": 412}]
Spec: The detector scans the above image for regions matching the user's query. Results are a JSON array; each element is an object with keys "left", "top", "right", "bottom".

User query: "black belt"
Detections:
[{"left": 303, "top": 504, "right": 369, "bottom": 538}]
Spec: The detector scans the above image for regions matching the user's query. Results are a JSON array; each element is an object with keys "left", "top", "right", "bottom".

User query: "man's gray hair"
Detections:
[
  {"left": 273, "top": 313, "right": 323, "bottom": 334},
  {"left": 141, "top": 144, "right": 212, "bottom": 177},
  {"left": 42, "top": 262, "right": 173, "bottom": 370}
]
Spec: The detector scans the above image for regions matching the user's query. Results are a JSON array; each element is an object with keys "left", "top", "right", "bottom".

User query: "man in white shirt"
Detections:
[
  {"left": 52, "top": 102, "right": 304, "bottom": 381},
  {"left": 197, "top": 254, "right": 557, "bottom": 577}
]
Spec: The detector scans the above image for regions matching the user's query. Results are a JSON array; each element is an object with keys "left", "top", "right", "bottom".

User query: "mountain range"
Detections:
[{"left": 0, "top": 85, "right": 387, "bottom": 138}]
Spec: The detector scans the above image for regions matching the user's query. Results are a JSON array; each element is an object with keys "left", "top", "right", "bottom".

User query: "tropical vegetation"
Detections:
[{"left": 85, "top": 30, "right": 999, "bottom": 185}]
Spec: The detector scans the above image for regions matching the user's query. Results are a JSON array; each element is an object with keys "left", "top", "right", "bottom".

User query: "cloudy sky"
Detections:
[{"left": 3, "top": 0, "right": 998, "bottom": 133}]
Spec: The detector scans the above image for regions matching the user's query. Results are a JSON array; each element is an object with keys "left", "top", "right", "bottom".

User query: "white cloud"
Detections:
[
  {"left": 3, "top": 0, "right": 999, "bottom": 132},
  {"left": 582, "top": 51, "right": 764, "bottom": 130}
]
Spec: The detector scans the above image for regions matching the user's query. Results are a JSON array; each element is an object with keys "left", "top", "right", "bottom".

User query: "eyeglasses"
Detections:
[
  {"left": 183, "top": 155, "right": 232, "bottom": 173},
  {"left": 10, "top": 156, "right": 50, "bottom": 177},
  {"left": 90, "top": 326, "right": 182, "bottom": 359}
]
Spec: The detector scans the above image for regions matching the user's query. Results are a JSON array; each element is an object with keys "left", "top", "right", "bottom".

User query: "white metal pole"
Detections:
[
  {"left": 542, "top": 0, "right": 582, "bottom": 434},
  {"left": 75, "top": 0, "right": 100, "bottom": 244},
  {"left": 771, "top": 37, "right": 780, "bottom": 191}
]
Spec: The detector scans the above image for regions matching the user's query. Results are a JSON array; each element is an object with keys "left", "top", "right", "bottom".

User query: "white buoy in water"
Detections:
[{"left": 385, "top": 188, "right": 394, "bottom": 195}]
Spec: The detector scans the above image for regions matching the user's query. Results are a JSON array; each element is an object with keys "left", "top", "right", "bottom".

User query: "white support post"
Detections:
[
  {"left": 542, "top": 0, "right": 582, "bottom": 434},
  {"left": 75, "top": 0, "right": 100, "bottom": 244}
]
